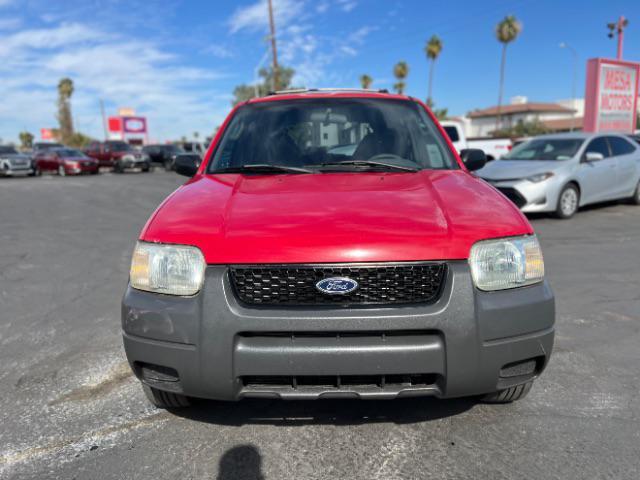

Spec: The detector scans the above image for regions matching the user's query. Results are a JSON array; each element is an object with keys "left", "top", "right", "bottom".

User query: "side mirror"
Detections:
[
  {"left": 583, "top": 151, "right": 604, "bottom": 162},
  {"left": 175, "top": 154, "right": 201, "bottom": 177},
  {"left": 460, "top": 148, "right": 487, "bottom": 172}
]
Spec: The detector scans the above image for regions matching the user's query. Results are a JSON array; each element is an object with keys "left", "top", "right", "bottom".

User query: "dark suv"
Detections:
[{"left": 142, "top": 144, "right": 186, "bottom": 171}]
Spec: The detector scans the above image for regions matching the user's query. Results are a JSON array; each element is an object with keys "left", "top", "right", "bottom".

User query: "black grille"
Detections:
[
  {"left": 229, "top": 263, "right": 446, "bottom": 306},
  {"left": 242, "top": 374, "right": 437, "bottom": 389},
  {"left": 496, "top": 187, "right": 527, "bottom": 208}
]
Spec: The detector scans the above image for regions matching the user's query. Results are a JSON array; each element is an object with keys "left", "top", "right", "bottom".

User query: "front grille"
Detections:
[
  {"left": 496, "top": 187, "right": 527, "bottom": 208},
  {"left": 241, "top": 374, "right": 437, "bottom": 389},
  {"left": 229, "top": 263, "right": 447, "bottom": 306}
]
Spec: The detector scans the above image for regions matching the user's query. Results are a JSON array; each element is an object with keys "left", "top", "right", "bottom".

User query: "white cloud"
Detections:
[
  {"left": 203, "top": 44, "right": 234, "bottom": 59},
  {"left": 336, "top": 0, "right": 357, "bottom": 12},
  {"left": 0, "top": 0, "right": 15, "bottom": 6},
  {"left": 0, "top": 22, "right": 229, "bottom": 142},
  {"left": 228, "top": 0, "right": 305, "bottom": 33},
  {"left": 0, "top": 16, "right": 21, "bottom": 30}
]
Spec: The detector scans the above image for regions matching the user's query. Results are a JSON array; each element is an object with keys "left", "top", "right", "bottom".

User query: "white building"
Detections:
[{"left": 465, "top": 96, "right": 578, "bottom": 137}]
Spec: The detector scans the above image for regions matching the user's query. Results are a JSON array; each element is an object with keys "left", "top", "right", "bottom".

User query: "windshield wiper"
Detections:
[
  {"left": 211, "top": 164, "right": 315, "bottom": 174},
  {"left": 318, "top": 160, "right": 419, "bottom": 172}
]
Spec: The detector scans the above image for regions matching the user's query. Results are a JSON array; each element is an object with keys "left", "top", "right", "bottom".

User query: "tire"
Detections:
[
  {"left": 142, "top": 384, "right": 190, "bottom": 409},
  {"left": 628, "top": 181, "right": 640, "bottom": 205},
  {"left": 481, "top": 380, "right": 533, "bottom": 404},
  {"left": 142, "top": 164, "right": 150, "bottom": 172},
  {"left": 114, "top": 163, "right": 123, "bottom": 173},
  {"left": 29, "top": 167, "right": 41, "bottom": 177},
  {"left": 58, "top": 165, "right": 66, "bottom": 177},
  {"left": 554, "top": 184, "right": 579, "bottom": 219}
]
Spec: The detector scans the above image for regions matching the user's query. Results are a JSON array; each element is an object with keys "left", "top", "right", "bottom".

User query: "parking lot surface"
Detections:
[{"left": 1, "top": 171, "right": 639, "bottom": 479}]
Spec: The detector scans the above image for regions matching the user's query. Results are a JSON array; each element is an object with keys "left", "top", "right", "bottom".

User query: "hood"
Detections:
[
  {"left": 141, "top": 170, "right": 531, "bottom": 264},
  {"left": 477, "top": 159, "right": 565, "bottom": 181}
]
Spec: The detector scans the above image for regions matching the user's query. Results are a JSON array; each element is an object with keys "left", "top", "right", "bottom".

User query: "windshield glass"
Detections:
[
  {"left": 108, "top": 142, "right": 132, "bottom": 152},
  {"left": 0, "top": 146, "right": 18, "bottom": 154},
  {"left": 208, "top": 98, "right": 457, "bottom": 173},
  {"left": 56, "top": 149, "right": 85, "bottom": 158},
  {"left": 503, "top": 138, "right": 584, "bottom": 161}
]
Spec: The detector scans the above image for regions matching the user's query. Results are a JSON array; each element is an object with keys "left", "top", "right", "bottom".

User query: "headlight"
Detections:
[
  {"left": 526, "top": 172, "right": 554, "bottom": 183},
  {"left": 469, "top": 235, "right": 544, "bottom": 291},
  {"left": 129, "top": 242, "right": 205, "bottom": 296}
]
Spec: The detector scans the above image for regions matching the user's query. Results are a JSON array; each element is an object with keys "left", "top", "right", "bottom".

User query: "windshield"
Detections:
[
  {"left": 56, "top": 149, "right": 85, "bottom": 158},
  {"left": 108, "top": 142, "right": 132, "bottom": 152},
  {"left": 208, "top": 98, "right": 457, "bottom": 173},
  {"left": 0, "top": 146, "right": 18, "bottom": 154},
  {"left": 503, "top": 138, "right": 584, "bottom": 161}
]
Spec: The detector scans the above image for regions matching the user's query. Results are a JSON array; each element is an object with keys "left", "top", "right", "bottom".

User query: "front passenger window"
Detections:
[{"left": 584, "top": 137, "right": 610, "bottom": 158}]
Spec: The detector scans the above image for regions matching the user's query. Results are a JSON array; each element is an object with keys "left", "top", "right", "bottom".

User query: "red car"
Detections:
[
  {"left": 122, "top": 90, "right": 554, "bottom": 409},
  {"left": 33, "top": 147, "right": 99, "bottom": 176},
  {"left": 84, "top": 141, "right": 151, "bottom": 172}
]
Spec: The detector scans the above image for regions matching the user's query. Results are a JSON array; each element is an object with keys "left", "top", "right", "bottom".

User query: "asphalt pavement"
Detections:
[{"left": 1, "top": 170, "right": 639, "bottom": 479}]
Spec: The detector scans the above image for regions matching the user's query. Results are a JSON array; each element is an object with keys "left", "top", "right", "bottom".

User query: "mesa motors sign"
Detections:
[
  {"left": 107, "top": 116, "right": 147, "bottom": 134},
  {"left": 584, "top": 58, "right": 639, "bottom": 133}
]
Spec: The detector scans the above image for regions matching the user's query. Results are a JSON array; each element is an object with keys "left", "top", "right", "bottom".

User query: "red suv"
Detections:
[
  {"left": 84, "top": 141, "right": 150, "bottom": 172},
  {"left": 122, "top": 90, "right": 554, "bottom": 409}
]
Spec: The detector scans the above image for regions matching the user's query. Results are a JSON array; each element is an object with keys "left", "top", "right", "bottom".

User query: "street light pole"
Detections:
[
  {"left": 607, "top": 16, "right": 629, "bottom": 60},
  {"left": 559, "top": 42, "right": 578, "bottom": 132},
  {"left": 267, "top": 0, "right": 279, "bottom": 91}
]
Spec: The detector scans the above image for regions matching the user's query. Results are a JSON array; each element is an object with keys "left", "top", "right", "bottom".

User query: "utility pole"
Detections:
[
  {"left": 559, "top": 43, "right": 578, "bottom": 131},
  {"left": 607, "top": 16, "right": 629, "bottom": 60},
  {"left": 267, "top": 0, "right": 279, "bottom": 91},
  {"left": 100, "top": 99, "right": 108, "bottom": 140}
]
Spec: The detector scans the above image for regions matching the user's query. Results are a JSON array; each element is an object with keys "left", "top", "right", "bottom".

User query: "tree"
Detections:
[
  {"left": 393, "top": 61, "right": 409, "bottom": 94},
  {"left": 426, "top": 98, "right": 448, "bottom": 121},
  {"left": 495, "top": 16, "right": 522, "bottom": 131},
  {"left": 360, "top": 74, "right": 373, "bottom": 89},
  {"left": 424, "top": 35, "right": 443, "bottom": 104},
  {"left": 66, "top": 132, "right": 93, "bottom": 148},
  {"left": 232, "top": 66, "right": 298, "bottom": 105},
  {"left": 57, "top": 78, "right": 75, "bottom": 144},
  {"left": 193, "top": 131, "right": 200, "bottom": 140},
  {"left": 492, "top": 119, "right": 548, "bottom": 138},
  {"left": 19, "top": 131, "right": 34, "bottom": 150}
]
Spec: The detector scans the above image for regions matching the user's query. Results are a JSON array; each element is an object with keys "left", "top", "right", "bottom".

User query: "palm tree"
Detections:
[
  {"left": 495, "top": 15, "right": 522, "bottom": 132},
  {"left": 393, "top": 61, "right": 409, "bottom": 94},
  {"left": 424, "top": 35, "right": 443, "bottom": 104},
  {"left": 360, "top": 74, "right": 373, "bottom": 89},
  {"left": 57, "top": 78, "right": 75, "bottom": 144}
]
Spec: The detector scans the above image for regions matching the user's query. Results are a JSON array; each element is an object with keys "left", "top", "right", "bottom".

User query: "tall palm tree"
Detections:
[
  {"left": 57, "top": 78, "right": 75, "bottom": 143},
  {"left": 494, "top": 15, "right": 522, "bottom": 132},
  {"left": 424, "top": 35, "right": 443, "bottom": 104},
  {"left": 360, "top": 74, "right": 373, "bottom": 89},
  {"left": 393, "top": 61, "right": 409, "bottom": 94}
]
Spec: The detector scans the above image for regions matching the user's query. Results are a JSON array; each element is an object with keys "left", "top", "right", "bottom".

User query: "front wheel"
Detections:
[
  {"left": 142, "top": 384, "right": 190, "bottom": 409},
  {"left": 554, "top": 184, "right": 579, "bottom": 219},
  {"left": 481, "top": 381, "right": 533, "bottom": 404},
  {"left": 29, "top": 167, "right": 41, "bottom": 177}
]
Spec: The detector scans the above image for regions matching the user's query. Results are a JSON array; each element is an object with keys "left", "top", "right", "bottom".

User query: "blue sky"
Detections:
[{"left": 0, "top": 0, "right": 638, "bottom": 143}]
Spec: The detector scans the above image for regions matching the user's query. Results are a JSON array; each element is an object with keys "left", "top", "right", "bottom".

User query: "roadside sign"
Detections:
[
  {"left": 584, "top": 58, "right": 640, "bottom": 133},
  {"left": 40, "top": 128, "right": 54, "bottom": 140}
]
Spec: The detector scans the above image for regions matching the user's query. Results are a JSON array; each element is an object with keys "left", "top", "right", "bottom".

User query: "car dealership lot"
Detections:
[{"left": 1, "top": 172, "right": 639, "bottom": 479}]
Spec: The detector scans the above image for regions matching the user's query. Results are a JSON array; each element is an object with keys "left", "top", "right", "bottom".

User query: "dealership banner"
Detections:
[{"left": 583, "top": 58, "right": 640, "bottom": 133}]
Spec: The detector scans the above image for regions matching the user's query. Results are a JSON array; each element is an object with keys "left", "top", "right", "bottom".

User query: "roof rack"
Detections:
[{"left": 266, "top": 88, "right": 390, "bottom": 96}]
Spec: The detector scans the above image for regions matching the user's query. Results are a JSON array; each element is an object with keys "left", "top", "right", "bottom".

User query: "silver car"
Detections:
[
  {"left": 0, "top": 145, "right": 34, "bottom": 177},
  {"left": 477, "top": 132, "right": 640, "bottom": 218}
]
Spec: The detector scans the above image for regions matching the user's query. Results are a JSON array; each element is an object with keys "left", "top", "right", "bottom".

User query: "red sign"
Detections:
[
  {"left": 40, "top": 128, "right": 54, "bottom": 140},
  {"left": 584, "top": 58, "right": 640, "bottom": 133},
  {"left": 108, "top": 117, "right": 123, "bottom": 133}
]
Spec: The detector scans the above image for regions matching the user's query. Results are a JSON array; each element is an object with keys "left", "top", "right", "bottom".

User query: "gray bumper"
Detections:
[{"left": 122, "top": 262, "right": 555, "bottom": 400}]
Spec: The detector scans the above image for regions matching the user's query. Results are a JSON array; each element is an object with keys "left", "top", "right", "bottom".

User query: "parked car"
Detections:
[
  {"left": 84, "top": 141, "right": 150, "bottom": 172},
  {"left": 33, "top": 142, "right": 64, "bottom": 152},
  {"left": 0, "top": 145, "right": 34, "bottom": 177},
  {"left": 440, "top": 120, "right": 512, "bottom": 161},
  {"left": 122, "top": 90, "right": 554, "bottom": 409},
  {"left": 142, "top": 144, "right": 186, "bottom": 171},
  {"left": 174, "top": 141, "right": 206, "bottom": 158},
  {"left": 477, "top": 132, "right": 640, "bottom": 219},
  {"left": 33, "top": 147, "right": 99, "bottom": 176}
]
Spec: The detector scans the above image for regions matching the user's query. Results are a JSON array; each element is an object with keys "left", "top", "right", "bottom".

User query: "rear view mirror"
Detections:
[
  {"left": 175, "top": 154, "right": 201, "bottom": 177},
  {"left": 584, "top": 152, "right": 604, "bottom": 162},
  {"left": 460, "top": 148, "right": 487, "bottom": 172}
]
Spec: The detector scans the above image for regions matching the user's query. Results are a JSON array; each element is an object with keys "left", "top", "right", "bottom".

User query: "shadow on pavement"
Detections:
[
  {"left": 172, "top": 396, "right": 477, "bottom": 427},
  {"left": 217, "top": 444, "right": 265, "bottom": 480}
]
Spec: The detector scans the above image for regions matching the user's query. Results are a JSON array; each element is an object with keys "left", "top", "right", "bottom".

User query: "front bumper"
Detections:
[
  {"left": 486, "top": 179, "right": 557, "bottom": 213},
  {"left": 0, "top": 166, "right": 32, "bottom": 176},
  {"left": 122, "top": 262, "right": 555, "bottom": 401}
]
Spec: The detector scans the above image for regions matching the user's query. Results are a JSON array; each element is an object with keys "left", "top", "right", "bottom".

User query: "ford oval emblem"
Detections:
[{"left": 315, "top": 277, "right": 359, "bottom": 295}]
